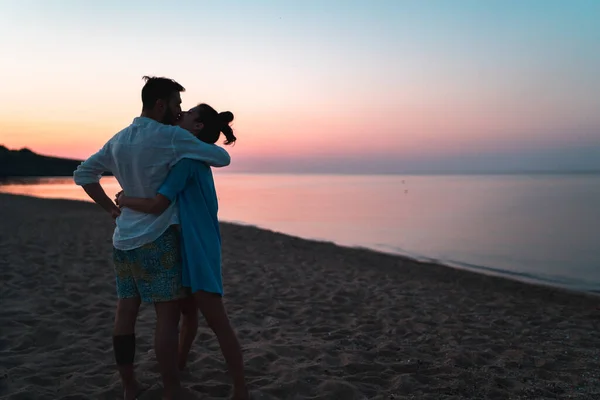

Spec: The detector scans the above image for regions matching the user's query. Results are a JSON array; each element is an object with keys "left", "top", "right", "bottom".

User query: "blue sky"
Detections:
[{"left": 1, "top": 0, "right": 599, "bottom": 172}]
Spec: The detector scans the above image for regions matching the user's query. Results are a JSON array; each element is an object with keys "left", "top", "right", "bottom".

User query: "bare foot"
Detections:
[
  {"left": 177, "top": 356, "right": 187, "bottom": 371},
  {"left": 231, "top": 388, "right": 250, "bottom": 400},
  {"left": 163, "top": 387, "right": 196, "bottom": 400},
  {"left": 124, "top": 382, "right": 142, "bottom": 400}
]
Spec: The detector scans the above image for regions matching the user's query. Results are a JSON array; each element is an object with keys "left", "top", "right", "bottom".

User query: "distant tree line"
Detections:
[{"left": 0, "top": 145, "right": 112, "bottom": 178}]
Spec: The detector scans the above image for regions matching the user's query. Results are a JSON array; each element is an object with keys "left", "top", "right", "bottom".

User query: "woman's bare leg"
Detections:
[
  {"left": 178, "top": 296, "right": 198, "bottom": 370},
  {"left": 194, "top": 291, "right": 249, "bottom": 399}
]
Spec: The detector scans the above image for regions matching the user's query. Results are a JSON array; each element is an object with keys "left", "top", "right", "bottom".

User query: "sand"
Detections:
[{"left": 1, "top": 193, "right": 600, "bottom": 399}]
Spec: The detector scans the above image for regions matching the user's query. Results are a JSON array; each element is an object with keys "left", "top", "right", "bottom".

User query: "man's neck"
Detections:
[{"left": 140, "top": 110, "right": 161, "bottom": 122}]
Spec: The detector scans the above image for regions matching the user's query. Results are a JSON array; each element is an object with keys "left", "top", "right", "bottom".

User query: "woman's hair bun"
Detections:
[{"left": 218, "top": 111, "right": 234, "bottom": 124}]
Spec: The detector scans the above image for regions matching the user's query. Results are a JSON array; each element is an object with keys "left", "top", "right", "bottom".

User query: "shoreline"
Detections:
[
  {"left": 1, "top": 191, "right": 599, "bottom": 298},
  {"left": 0, "top": 177, "right": 598, "bottom": 295},
  {"left": 188, "top": 212, "right": 600, "bottom": 299},
  {"left": 2, "top": 193, "right": 600, "bottom": 399}
]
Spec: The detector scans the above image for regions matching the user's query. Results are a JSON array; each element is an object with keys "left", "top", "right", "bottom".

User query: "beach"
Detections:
[{"left": 1, "top": 193, "right": 599, "bottom": 399}]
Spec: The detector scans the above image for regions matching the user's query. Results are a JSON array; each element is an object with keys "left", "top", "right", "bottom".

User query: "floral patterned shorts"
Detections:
[{"left": 113, "top": 226, "right": 190, "bottom": 303}]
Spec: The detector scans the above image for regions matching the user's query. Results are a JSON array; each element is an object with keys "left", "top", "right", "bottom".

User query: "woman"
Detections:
[{"left": 116, "top": 104, "right": 248, "bottom": 399}]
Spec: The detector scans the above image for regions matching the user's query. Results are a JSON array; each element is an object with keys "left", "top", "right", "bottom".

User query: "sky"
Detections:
[{"left": 1, "top": 0, "right": 599, "bottom": 173}]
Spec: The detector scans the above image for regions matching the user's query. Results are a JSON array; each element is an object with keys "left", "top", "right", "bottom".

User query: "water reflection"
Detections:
[
  {"left": 0, "top": 176, "right": 123, "bottom": 202},
  {"left": 1, "top": 174, "right": 600, "bottom": 291}
]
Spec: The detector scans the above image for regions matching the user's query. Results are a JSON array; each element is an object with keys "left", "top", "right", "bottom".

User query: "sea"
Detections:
[{"left": 1, "top": 173, "right": 599, "bottom": 293}]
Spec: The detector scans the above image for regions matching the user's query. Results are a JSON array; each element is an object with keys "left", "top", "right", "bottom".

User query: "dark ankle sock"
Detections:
[{"left": 113, "top": 334, "right": 136, "bottom": 365}]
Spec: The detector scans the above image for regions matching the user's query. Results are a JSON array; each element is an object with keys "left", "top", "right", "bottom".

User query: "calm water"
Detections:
[{"left": 1, "top": 174, "right": 599, "bottom": 292}]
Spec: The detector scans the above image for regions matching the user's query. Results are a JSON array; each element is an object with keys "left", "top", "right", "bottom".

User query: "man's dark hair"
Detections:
[{"left": 141, "top": 76, "right": 185, "bottom": 110}]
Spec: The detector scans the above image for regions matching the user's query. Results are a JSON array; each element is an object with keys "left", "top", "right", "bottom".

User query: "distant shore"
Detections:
[
  {"left": 1, "top": 193, "right": 600, "bottom": 399},
  {"left": 0, "top": 146, "right": 113, "bottom": 178},
  {"left": 2, "top": 146, "right": 600, "bottom": 178}
]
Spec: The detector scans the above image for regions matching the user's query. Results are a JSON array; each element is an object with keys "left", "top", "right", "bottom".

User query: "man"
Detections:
[{"left": 73, "top": 76, "right": 230, "bottom": 400}]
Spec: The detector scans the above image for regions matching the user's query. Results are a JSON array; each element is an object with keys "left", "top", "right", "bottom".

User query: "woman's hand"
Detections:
[
  {"left": 110, "top": 206, "right": 121, "bottom": 220},
  {"left": 115, "top": 190, "right": 125, "bottom": 208}
]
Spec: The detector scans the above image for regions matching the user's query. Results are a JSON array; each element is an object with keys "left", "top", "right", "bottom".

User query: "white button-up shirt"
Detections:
[{"left": 73, "top": 116, "right": 230, "bottom": 250}]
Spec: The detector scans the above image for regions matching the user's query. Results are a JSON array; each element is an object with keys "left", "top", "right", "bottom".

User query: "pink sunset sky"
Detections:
[{"left": 1, "top": 0, "right": 599, "bottom": 173}]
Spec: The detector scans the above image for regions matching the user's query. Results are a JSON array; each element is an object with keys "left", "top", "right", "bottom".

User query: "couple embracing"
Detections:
[{"left": 73, "top": 76, "right": 248, "bottom": 400}]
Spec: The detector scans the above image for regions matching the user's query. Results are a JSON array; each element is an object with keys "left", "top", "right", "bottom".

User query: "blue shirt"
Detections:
[{"left": 158, "top": 158, "right": 223, "bottom": 295}]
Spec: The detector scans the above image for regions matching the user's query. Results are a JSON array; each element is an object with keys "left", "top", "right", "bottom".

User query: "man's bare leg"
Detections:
[
  {"left": 114, "top": 297, "right": 142, "bottom": 400},
  {"left": 194, "top": 292, "right": 249, "bottom": 400},
  {"left": 178, "top": 296, "right": 198, "bottom": 371},
  {"left": 154, "top": 300, "right": 183, "bottom": 400}
]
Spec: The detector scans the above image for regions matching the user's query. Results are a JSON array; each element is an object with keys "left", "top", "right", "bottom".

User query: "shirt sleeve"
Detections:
[
  {"left": 73, "top": 143, "right": 112, "bottom": 186},
  {"left": 157, "top": 159, "right": 193, "bottom": 201},
  {"left": 169, "top": 126, "right": 231, "bottom": 168}
]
